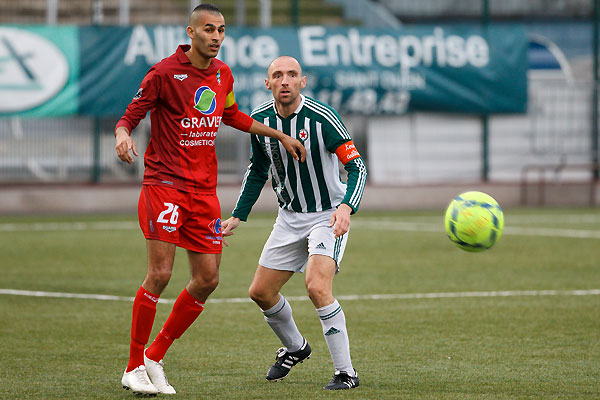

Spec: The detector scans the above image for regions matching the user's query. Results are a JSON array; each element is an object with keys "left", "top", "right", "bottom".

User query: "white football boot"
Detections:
[
  {"left": 144, "top": 351, "right": 177, "bottom": 394},
  {"left": 121, "top": 365, "right": 158, "bottom": 396}
]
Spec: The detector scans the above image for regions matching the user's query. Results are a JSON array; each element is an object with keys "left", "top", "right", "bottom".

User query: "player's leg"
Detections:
[
  {"left": 249, "top": 265, "right": 311, "bottom": 381},
  {"left": 144, "top": 252, "right": 219, "bottom": 394},
  {"left": 128, "top": 185, "right": 188, "bottom": 394},
  {"left": 306, "top": 217, "right": 359, "bottom": 390},
  {"left": 249, "top": 266, "right": 300, "bottom": 346},
  {"left": 305, "top": 255, "right": 358, "bottom": 390},
  {"left": 122, "top": 239, "right": 176, "bottom": 395}
]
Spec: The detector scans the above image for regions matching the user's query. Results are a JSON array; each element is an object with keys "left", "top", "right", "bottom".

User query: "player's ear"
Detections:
[
  {"left": 265, "top": 78, "right": 271, "bottom": 90},
  {"left": 186, "top": 25, "right": 194, "bottom": 40},
  {"left": 300, "top": 75, "right": 307, "bottom": 89}
]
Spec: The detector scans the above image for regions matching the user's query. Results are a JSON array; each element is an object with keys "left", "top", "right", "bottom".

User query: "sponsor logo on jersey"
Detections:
[
  {"left": 174, "top": 73, "right": 188, "bottom": 81},
  {"left": 216, "top": 69, "right": 221, "bottom": 85},
  {"left": 298, "top": 128, "right": 308, "bottom": 141},
  {"left": 133, "top": 88, "right": 143, "bottom": 100},
  {"left": 193, "top": 86, "right": 217, "bottom": 115},
  {"left": 162, "top": 225, "right": 176, "bottom": 233},
  {"left": 316, "top": 242, "right": 326, "bottom": 250}
]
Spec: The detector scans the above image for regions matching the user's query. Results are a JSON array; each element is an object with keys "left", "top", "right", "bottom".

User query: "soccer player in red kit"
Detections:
[{"left": 114, "top": 4, "right": 305, "bottom": 396}]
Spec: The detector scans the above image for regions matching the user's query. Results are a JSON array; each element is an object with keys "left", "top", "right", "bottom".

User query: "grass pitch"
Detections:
[{"left": 1, "top": 208, "right": 599, "bottom": 399}]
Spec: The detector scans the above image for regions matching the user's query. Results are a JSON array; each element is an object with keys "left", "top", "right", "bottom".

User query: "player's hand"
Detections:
[
  {"left": 280, "top": 135, "right": 306, "bottom": 162},
  {"left": 115, "top": 127, "right": 138, "bottom": 164},
  {"left": 221, "top": 216, "right": 241, "bottom": 247},
  {"left": 329, "top": 203, "right": 352, "bottom": 238}
]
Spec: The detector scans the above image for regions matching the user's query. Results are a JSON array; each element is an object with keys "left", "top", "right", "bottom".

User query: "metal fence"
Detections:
[{"left": 0, "top": 0, "right": 599, "bottom": 192}]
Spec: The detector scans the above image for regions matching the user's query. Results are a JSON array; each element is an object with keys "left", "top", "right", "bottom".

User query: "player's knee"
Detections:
[
  {"left": 248, "top": 283, "right": 271, "bottom": 305},
  {"left": 306, "top": 281, "right": 329, "bottom": 303},
  {"left": 147, "top": 269, "right": 172, "bottom": 289},
  {"left": 195, "top": 274, "right": 219, "bottom": 293}
]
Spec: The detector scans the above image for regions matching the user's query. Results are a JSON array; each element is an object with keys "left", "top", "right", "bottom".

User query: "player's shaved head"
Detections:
[
  {"left": 268, "top": 56, "right": 303, "bottom": 78},
  {"left": 189, "top": 3, "right": 222, "bottom": 26}
]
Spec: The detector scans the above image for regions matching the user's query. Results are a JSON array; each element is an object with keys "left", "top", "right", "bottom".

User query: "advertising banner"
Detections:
[
  {"left": 0, "top": 24, "right": 528, "bottom": 117},
  {"left": 0, "top": 25, "right": 78, "bottom": 117}
]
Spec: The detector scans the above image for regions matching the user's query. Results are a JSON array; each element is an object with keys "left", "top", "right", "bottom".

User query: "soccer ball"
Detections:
[{"left": 444, "top": 191, "right": 504, "bottom": 252}]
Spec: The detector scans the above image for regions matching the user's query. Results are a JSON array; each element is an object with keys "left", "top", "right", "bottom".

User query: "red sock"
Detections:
[
  {"left": 146, "top": 288, "right": 204, "bottom": 362},
  {"left": 126, "top": 286, "right": 159, "bottom": 372}
]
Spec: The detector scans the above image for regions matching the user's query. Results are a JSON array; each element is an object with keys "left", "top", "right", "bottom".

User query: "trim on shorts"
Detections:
[
  {"left": 332, "top": 235, "right": 343, "bottom": 263},
  {"left": 259, "top": 261, "right": 299, "bottom": 272},
  {"left": 143, "top": 236, "right": 222, "bottom": 254}
]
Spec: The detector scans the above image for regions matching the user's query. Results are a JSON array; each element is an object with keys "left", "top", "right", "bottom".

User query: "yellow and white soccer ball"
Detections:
[{"left": 444, "top": 191, "right": 504, "bottom": 252}]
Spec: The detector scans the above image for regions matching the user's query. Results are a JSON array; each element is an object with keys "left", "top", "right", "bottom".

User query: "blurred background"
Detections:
[{"left": 0, "top": 0, "right": 598, "bottom": 214}]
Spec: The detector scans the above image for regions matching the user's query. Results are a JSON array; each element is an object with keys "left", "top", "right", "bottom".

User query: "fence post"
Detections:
[
  {"left": 480, "top": 0, "right": 490, "bottom": 181},
  {"left": 92, "top": 118, "right": 101, "bottom": 183},
  {"left": 593, "top": 0, "right": 599, "bottom": 179},
  {"left": 291, "top": 0, "right": 299, "bottom": 26}
]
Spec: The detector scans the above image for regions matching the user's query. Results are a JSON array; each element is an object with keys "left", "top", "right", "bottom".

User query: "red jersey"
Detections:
[{"left": 116, "top": 45, "right": 253, "bottom": 194}]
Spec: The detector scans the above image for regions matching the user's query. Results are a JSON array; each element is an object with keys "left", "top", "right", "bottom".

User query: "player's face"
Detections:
[
  {"left": 266, "top": 57, "right": 306, "bottom": 107},
  {"left": 186, "top": 11, "right": 225, "bottom": 60}
]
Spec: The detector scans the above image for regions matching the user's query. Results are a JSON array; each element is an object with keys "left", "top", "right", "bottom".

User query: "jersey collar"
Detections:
[
  {"left": 176, "top": 45, "right": 217, "bottom": 72},
  {"left": 176, "top": 45, "right": 192, "bottom": 64},
  {"left": 273, "top": 94, "right": 306, "bottom": 119}
]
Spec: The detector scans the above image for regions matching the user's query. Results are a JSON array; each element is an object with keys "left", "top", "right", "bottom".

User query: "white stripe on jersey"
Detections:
[
  {"left": 316, "top": 121, "right": 345, "bottom": 206},
  {"left": 263, "top": 117, "right": 286, "bottom": 204},
  {"left": 303, "top": 117, "right": 323, "bottom": 211},
  {"left": 236, "top": 163, "right": 253, "bottom": 209},
  {"left": 305, "top": 98, "right": 351, "bottom": 140},
  {"left": 250, "top": 99, "right": 274, "bottom": 117},
  {"left": 276, "top": 117, "right": 296, "bottom": 210},
  {"left": 349, "top": 156, "right": 367, "bottom": 208},
  {"left": 289, "top": 115, "right": 307, "bottom": 212}
]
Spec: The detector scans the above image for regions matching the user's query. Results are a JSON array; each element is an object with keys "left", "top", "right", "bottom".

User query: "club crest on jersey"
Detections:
[
  {"left": 298, "top": 128, "right": 309, "bottom": 141},
  {"left": 216, "top": 69, "right": 221, "bottom": 85},
  {"left": 194, "top": 86, "right": 217, "bottom": 114}
]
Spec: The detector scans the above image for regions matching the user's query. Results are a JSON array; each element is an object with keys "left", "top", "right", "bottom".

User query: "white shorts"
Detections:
[{"left": 259, "top": 207, "right": 349, "bottom": 273}]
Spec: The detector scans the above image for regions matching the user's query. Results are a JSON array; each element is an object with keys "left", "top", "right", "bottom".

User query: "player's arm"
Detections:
[
  {"left": 328, "top": 142, "right": 367, "bottom": 237},
  {"left": 221, "top": 134, "right": 271, "bottom": 240},
  {"left": 221, "top": 93, "right": 305, "bottom": 162},
  {"left": 320, "top": 107, "right": 367, "bottom": 237},
  {"left": 114, "top": 68, "right": 160, "bottom": 164}
]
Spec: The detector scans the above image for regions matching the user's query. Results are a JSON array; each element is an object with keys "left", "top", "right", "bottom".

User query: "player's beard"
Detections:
[{"left": 277, "top": 91, "right": 299, "bottom": 107}]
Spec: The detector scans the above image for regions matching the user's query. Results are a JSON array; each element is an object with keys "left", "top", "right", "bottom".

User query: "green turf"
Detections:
[{"left": 1, "top": 209, "right": 599, "bottom": 399}]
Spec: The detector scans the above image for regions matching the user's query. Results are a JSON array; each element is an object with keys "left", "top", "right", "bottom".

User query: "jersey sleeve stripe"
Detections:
[
  {"left": 250, "top": 99, "right": 275, "bottom": 117},
  {"left": 348, "top": 157, "right": 367, "bottom": 207},
  {"left": 305, "top": 98, "right": 351, "bottom": 140},
  {"left": 234, "top": 162, "right": 253, "bottom": 210},
  {"left": 305, "top": 99, "right": 350, "bottom": 140}
]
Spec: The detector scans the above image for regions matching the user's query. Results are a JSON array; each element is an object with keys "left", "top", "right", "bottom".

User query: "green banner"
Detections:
[
  {"left": 1, "top": 24, "right": 527, "bottom": 117},
  {"left": 0, "top": 25, "right": 78, "bottom": 117}
]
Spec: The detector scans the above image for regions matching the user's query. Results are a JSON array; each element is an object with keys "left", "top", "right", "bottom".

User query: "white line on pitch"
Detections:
[
  {"left": 1, "top": 288, "right": 599, "bottom": 305},
  {"left": 1, "top": 218, "right": 600, "bottom": 239}
]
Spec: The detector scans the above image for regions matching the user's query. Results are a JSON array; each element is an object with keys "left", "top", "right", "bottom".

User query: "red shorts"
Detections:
[{"left": 138, "top": 184, "right": 222, "bottom": 253}]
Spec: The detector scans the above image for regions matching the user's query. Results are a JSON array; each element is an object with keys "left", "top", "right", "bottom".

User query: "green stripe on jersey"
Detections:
[{"left": 243, "top": 95, "right": 363, "bottom": 214}]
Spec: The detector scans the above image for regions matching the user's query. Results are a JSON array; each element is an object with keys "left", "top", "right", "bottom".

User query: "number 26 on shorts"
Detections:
[{"left": 157, "top": 202, "right": 180, "bottom": 225}]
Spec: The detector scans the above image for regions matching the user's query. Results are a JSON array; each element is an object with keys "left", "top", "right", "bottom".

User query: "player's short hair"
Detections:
[
  {"left": 189, "top": 3, "right": 223, "bottom": 25},
  {"left": 192, "top": 3, "right": 222, "bottom": 16}
]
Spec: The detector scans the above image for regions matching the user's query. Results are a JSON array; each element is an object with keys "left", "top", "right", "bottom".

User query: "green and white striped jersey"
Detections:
[{"left": 232, "top": 95, "right": 367, "bottom": 221}]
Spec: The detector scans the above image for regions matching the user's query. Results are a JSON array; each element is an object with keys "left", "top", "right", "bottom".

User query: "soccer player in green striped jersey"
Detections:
[{"left": 221, "top": 56, "right": 366, "bottom": 390}]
